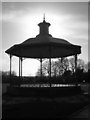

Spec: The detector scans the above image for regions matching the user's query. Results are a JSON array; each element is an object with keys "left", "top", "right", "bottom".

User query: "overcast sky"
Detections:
[{"left": 1, "top": 2, "right": 88, "bottom": 76}]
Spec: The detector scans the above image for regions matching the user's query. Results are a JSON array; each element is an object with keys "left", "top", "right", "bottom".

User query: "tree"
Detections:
[
  {"left": 75, "top": 68, "right": 84, "bottom": 83},
  {"left": 69, "top": 57, "right": 75, "bottom": 73},
  {"left": 36, "top": 58, "right": 70, "bottom": 77},
  {"left": 62, "top": 58, "right": 69, "bottom": 72},
  {"left": 69, "top": 57, "right": 86, "bottom": 72},
  {"left": 36, "top": 68, "right": 46, "bottom": 76},
  {"left": 36, "top": 58, "right": 86, "bottom": 77},
  {"left": 77, "top": 59, "right": 85, "bottom": 70},
  {"left": 88, "top": 62, "right": 90, "bottom": 70},
  {"left": 83, "top": 61, "right": 90, "bottom": 83},
  {"left": 83, "top": 61, "right": 90, "bottom": 72},
  {"left": 36, "top": 60, "right": 50, "bottom": 76},
  {"left": 51, "top": 61, "right": 59, "bottom": 76},
  {"left": 2, "top": 71, "right": 16, "bottom": 76},
  {"left": 53, "top": 58, "right": 69, "bottom": 76}
]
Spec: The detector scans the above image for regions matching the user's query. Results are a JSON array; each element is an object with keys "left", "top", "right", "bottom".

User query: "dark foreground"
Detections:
[{"left": 2, "top": 85, "right": 89, "bottom": 120}]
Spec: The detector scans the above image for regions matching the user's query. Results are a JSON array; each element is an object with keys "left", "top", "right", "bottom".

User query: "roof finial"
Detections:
[{"left": 43, "top": 13, "right": 45, "bottom": 22}]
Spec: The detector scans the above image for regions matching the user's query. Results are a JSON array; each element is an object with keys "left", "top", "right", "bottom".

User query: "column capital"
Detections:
[
  {"left": 9, "top": 54, "right": 13, "bottom": 58},
  {"left": 20, "top": 57, "right": 23, "bottom": 61}
]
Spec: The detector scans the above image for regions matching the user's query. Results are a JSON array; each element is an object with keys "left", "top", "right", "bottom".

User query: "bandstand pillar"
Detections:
[
  {"left": 19, "top": 57, "right": 23, "bottom": 86},
  {"left": 20, "top": 57, "right": 23, "bottom": 78},
  {"left": 49, "top": 58, "right": 51, "bottom": 78},
  {"left": 49, "top": 58, "right": 51, "bottom": 87},
  {"left": 75, "top": 54, "right": 77, "bottom": 72},
  {"left": 9, "top": 54, "right": 12, "bottom": 77},
  {"left": 61, "top": 57, "right": 64, "bottom": 74},
  {"left": 19, "top": 57, "right": 21, "bottom": 78},
  {"left": 40, "top": 58, "right": 42, "bottom": 78}
]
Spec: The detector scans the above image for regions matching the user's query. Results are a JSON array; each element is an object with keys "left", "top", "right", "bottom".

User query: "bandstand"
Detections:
[{"left": 5, "top": 16, "right": 81, "bottom": 96}]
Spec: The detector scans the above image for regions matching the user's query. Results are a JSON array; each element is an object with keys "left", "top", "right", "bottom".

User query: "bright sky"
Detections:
[{"left": 1, "top": 2, "right": 88, "bottom": 76}]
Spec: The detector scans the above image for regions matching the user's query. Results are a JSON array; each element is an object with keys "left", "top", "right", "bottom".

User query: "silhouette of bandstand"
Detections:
[{"left": 5, "top": 15, "right": 81, "bottom": 96}]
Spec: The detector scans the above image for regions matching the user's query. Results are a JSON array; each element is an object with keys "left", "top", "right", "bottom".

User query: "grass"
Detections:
[
  {"left": 2, "top": 93, "right": 89, "bottom": 119},
  {"left": 2, "top": 82, "right": 90, "bottom": 119}
]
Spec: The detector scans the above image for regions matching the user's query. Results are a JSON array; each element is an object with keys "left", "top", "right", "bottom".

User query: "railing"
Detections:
[{"left": 2, "top": 76, "right": 81, "bottom": 86}]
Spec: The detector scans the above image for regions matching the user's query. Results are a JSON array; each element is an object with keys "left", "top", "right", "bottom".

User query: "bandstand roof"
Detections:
[{"left": 5, "top": 18, "right": 81, "bottom": 58}]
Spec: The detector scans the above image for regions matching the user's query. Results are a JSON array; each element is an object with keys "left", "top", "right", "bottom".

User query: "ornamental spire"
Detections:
[{"left": 43, "top": 13, "right": 45, "bottom": 22}]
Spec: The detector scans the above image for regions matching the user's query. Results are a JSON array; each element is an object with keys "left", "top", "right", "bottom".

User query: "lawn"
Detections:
[{"left": 2, "top": 93, "right": 89, "bottom": 119}]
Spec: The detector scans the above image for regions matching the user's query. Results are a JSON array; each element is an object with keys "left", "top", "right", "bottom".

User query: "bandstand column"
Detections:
[
  {"left": 48, "top": 45, "right": 52, "bottom": 78},
  {"left": 75, "top": 54, "right": 77, "bottom": 72},
  {"left": 19, "top": 57, "right": 21, "bottom": 78},
  {"left": 40, "top": 58, "right": 42, "bottom": 78},
  {"left": 20, "top": 57, "right": 23, "bottom": 78},
  {"left": 9, "top": 54, "right": 12, "bottom": 77},
  {"left": 49, "top": 58, "right": 51, "bottom": 79},
  {"left": 49, "top": 58, "right": 52, "bottom": 87},
  {"left": 61, "top": 57, "right": 64, "bottom": 74}
]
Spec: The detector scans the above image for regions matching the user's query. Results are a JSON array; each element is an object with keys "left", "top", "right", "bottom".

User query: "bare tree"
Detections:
[
  {"left": 69, "top": 57, "right": 75, "bottom": 73},
  {"left": 36, "top": 60, "right": 50, "bottom": 76},
  {"left": 36, "top": 68, "right": 46, "bottom": 76},
  {"left": 51, "top": 61, "right": 59, "bottom": 76},
  {"left": 36, "top": 58, "right": 70, "bottom": 77},
  {"left": 87, "top": 61, "right": 90, "bottom": 70},
  {"left": 69, "top": 57, "right": 86, "bottom": 73},
  {"left": 77, "top": 59, "right": 85, "bottom": 70},
  {"left": 62, "top": 58, "right": 69, "bottom": 72},
  {"left": 2, "top": 71, "right": 16, "bottom": 76},
  {"left": 84, "top": 61, "right": 90, "bottom": 72}
]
